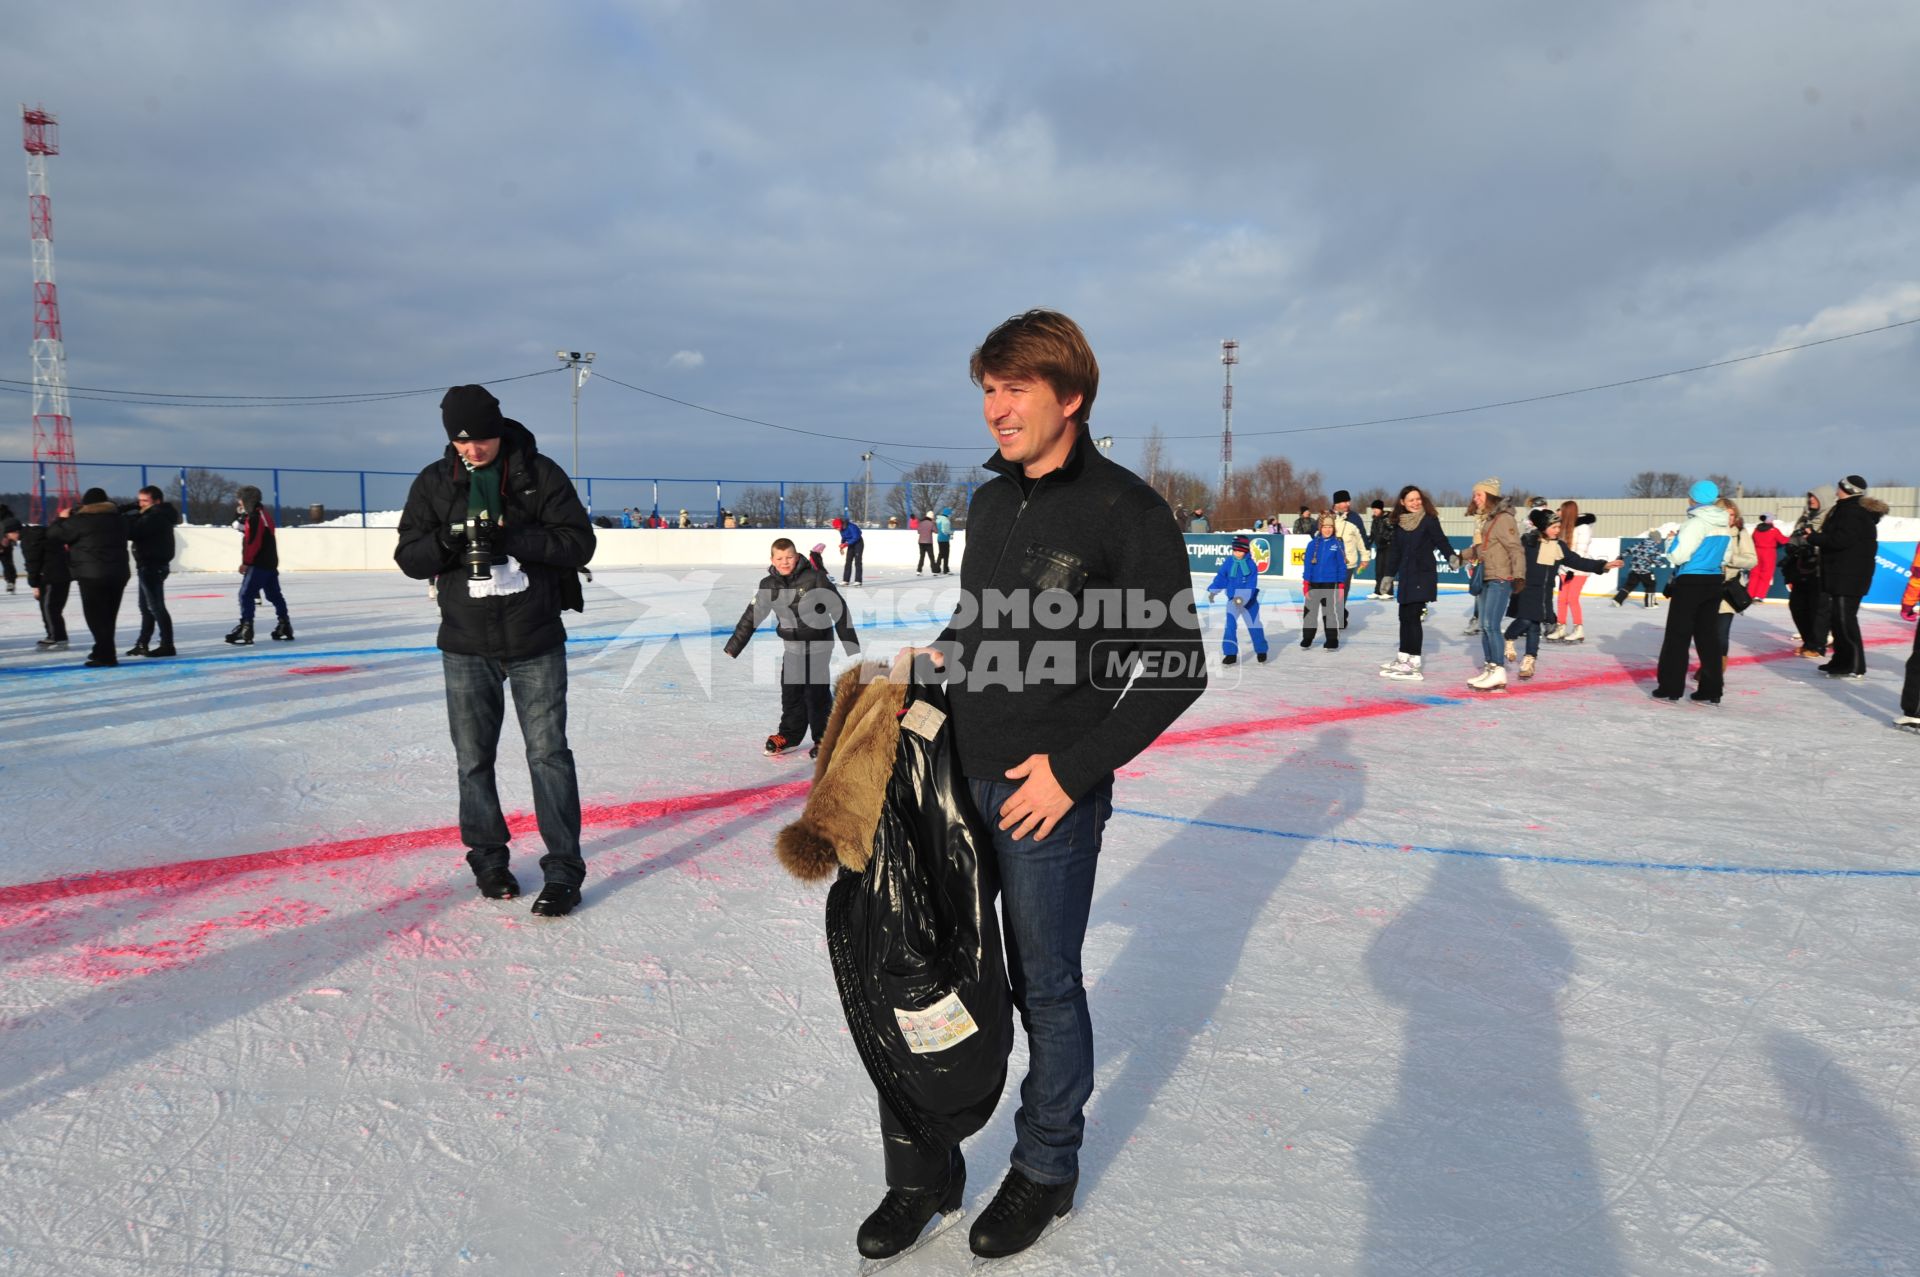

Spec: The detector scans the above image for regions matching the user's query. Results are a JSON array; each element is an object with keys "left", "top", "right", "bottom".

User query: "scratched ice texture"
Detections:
[{"left": 1, "top": 567, "right": 1916, "bottom": 1276}]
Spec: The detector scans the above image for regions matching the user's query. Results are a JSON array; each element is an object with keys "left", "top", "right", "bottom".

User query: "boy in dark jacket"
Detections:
[
  {"left": 50, "top": 487, "right": 132, "bottom": 667},
  {"left": 125, "top": 485, "right": 182, "bottom": 656},
  {"left": 725, "top": 536, "right": 860, "bottom": 757},
  {"left": 1503, "top": 510, "right": 1618, "bottom": 679},
  {"left": 17, "top": 521, "right": 70, "bottom": 649},
  {"left": 395, "top": 385, "right": 598, "bottom": 916},
  {"left": 0, "top": 503, "right": 17, "bottom": 592},
  {"left": 1368, "top": 499, "right": 1396, "bottom": 598},
  {"left": 227, "top": 484, "right": 293, "bottom": 645}
]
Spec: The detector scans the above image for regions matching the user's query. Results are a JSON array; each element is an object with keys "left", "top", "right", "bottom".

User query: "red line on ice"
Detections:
[
  {"left": 0, "top": 781, "right": 809, "bottom": 907},
  {"left": 1, "top": 634, "right": 1903, "bottom": 908}
]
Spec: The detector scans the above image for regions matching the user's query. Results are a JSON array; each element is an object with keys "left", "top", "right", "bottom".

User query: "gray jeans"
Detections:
[{"left": 1303, "top": 585, "right": 1344, "bottom": 633}]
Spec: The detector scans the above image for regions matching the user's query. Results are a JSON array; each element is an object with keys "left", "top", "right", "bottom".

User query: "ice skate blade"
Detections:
[
  {"left": 969, "top": 1210, "right": 1074, "bottom": 1268},
  {"left": 858, "top": 1208, "right": 967, "bottom": 1274}
]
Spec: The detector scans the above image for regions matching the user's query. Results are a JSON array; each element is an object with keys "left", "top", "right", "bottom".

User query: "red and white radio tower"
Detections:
[{"left": 22, "top": 104, "right": 78, "bottom": 522}]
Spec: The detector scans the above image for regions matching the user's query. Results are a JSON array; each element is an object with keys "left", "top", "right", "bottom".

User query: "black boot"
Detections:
[
  {"left": 270, "top": 617, "right": 294, "bottom": 641},
  {"left": 224, "top": 621, "right": 254, "bottom": 646},
  {"left": 530, "top": 883, "right": 582, "bottom": 917},
  {"left": 126, "top": 640, "right": 150, "bottom": 657},
  {"left": 1325, "top": 635, "right": 1340, "bottom": 650},
  {"left": 969, "top": 1169, "right": 1075, "bottom": 1260},
  {"left": 1220, "top": 653, "right": 1237, "bottom": 666},
  {"left": 474, "top": 866, "right": 521, "bottom": 900},
  {"left": 1299, "top": 629, "right": 1315, "bottom": 649},
  {"left": 145, "top": 641, "right": 177, "bottom": 658},
  {"left": 857, "top": 1151, "right": 965, "bottom": 1261}
]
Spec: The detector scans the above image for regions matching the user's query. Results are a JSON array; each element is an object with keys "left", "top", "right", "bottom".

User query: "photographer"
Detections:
[
  {"left": 125, "top": 485, "right": 182, "bottom": 657},
  {"left": 395, "top": 385, "right": 597, "bottom": 918}
]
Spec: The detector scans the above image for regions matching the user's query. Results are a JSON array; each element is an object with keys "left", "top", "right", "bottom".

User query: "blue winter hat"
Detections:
[
  {"left": 1688, "top": 479, "right": 1719, "bottom": 505},
  {"left": 939, "top": 507, "right": 951, "bottom": 516}
]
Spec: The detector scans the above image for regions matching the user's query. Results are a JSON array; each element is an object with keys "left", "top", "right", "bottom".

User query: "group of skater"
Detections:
[
  {"left": 2, "top": 485, "right": 295, "bottom": 665},
  {"left": 1193, "top": 473, "right": 1914, "bottom": 720}
]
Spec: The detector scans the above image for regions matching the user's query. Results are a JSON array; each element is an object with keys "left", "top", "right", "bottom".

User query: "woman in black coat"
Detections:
[
  {"left": 1378, "top": 485, "right": 1457, "bottom": 682},
  {"left": 50, "top": 487, "right": 131, "bottom": 667}
]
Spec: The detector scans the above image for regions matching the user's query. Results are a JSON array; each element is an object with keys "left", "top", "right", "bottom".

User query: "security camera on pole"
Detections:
[{"left": 556, "top": 350, "right": 595, "bottom": 481}]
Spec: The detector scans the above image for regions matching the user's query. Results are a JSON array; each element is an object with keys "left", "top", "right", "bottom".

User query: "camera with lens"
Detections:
[{"left": 464, "top": 512, "right": 496, "bottom": 582}]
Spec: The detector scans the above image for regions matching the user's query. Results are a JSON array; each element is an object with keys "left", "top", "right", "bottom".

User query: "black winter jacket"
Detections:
[
  {"left": 126, "top": 501, "right": 181, "bottom": 570},
  {"left": 724, "top": 560, "right": 858, "bottom": 656},
  {"left": 394, "top": 420, "right": 597, "bottom": 660},
  {"left": 1382, "top": 513, "right": 1455, "bottom": 605},
  {"left": 50, "top": 501, "right": 131, "bottom": 582},
  {"left": 1506, "top": 534, "right": 1610, "bottom": 623},
  {"left": 20, "top": 524, "right": 70, "bottom": 587},
  {"left": 1370, "top": 513, "right": 1396, "bottom": 563},
  {"left": 933, "top": 428, "right": 1205, "bottom": 800},
  {"left": 776, "top": 666, "right": 1014, "bottom": 1156},
  {"left": 1806, "top": 496, "right": 1887, "bottom": 597}
]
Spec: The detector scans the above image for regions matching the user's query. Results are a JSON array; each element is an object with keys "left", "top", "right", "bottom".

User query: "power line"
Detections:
[
  {"left": 592, "top": 370, "right": 985, "bottom": 453},
  {"left": 0, "top": 366, "right": 564, "bottom": 408},
  {"left": 1121, "top": 316, "right": 1920, "bottom": 441}
]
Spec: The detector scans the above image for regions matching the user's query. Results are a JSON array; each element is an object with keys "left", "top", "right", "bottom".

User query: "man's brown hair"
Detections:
[
  {"left": 770, "top": 537, "right": 796, "bottom": 554},
  {"left": 969, "top": 309, "right": 1099, "bottom": 428}
]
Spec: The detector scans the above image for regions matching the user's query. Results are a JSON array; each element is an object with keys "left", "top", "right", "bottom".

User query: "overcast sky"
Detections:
[{"left": 3, "top": 0, "right": 1916, "bottom": 506}]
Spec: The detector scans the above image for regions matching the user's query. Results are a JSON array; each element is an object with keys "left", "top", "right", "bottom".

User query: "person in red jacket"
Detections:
[
  {"left": 1749, "top": 512, "right": 1788, "bottom": 606},
  {"left": 226, "top": 485, "right": 294, "bottom": 645}
]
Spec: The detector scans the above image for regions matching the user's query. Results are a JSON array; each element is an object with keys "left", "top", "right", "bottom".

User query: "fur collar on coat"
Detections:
[{"left": 774, "top": 657, "right": 914, "bottom": 881}]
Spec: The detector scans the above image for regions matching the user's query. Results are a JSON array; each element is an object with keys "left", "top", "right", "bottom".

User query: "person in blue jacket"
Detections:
[
  {"left": 1300, "top": 513, "right": 1351, "bottom": 650},
  {"left": 835, "top": 516, "right": 865, "bottom": 585},
  {"left": 1206, "top": 534, "right": 1268, "bottom": 666},
  {"left": 934, "top": 507, "right": 954, "bottom": 575},
  {"left": 1653, "top": 479, "right": 1733, "bottom": 703}
]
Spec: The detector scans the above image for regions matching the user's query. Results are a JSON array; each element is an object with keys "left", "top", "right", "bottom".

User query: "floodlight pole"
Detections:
[{"left": 556, "top": 350, "right": 595, "bottom": 480}]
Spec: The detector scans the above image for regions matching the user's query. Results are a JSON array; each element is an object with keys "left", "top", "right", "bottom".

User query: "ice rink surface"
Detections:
[{"left": 2, "top": 567, "right": 1917, "bottom": 1276}]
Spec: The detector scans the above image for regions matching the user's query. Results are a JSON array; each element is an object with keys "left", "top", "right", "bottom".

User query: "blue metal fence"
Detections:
[{"left": 0, "top": 459, "right": 976, "bottom": 530}]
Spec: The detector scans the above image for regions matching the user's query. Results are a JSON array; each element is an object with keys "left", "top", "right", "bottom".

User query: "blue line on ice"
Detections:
[
  {"left": 1115, "top": 807, "right": 1920, "bottom": 879},
  {"left": 0, "top": 615, "right": 940, "bottom": 679}
]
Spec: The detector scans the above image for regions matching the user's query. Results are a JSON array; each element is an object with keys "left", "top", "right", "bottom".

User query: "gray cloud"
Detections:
[{"left": 1, "top": 0, "right": 1914, "bottom": 506}]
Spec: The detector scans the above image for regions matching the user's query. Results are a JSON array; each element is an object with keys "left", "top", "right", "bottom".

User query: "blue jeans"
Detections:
[
  {"left": 969, "top": 775, "right": 1114, "bottom": 1185},
  {"left": 443, "top": 646, "right": 585, "bottom": 888},
  {"left": 136, "top": 565, "right": 173, "bottom": 645},
  {"left": 238, "top": 566, "right": 288, "bottom": 624},
  {"left": 1503, "top": 616, "right": 1541, "bottom": 658},
  {"left": 1477, "top": 578, "right": 1513, "bottom": 665}
]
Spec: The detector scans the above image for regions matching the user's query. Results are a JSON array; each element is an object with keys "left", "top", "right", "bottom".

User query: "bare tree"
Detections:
[
  {"left": 174, "top": 468, "right": 241, "bottom": 526},
  {"left": 734, "top": 486, "right": 783, "bottom": 526},
  {"left": 1215, "top": 455, "right": 1323, "bottom": 529},
  {"left": 785, "top": 483, "right": 835, "bottom": 528},
  {"left": 1138, "top": 426, "right": 1166, "bottom": 493}
]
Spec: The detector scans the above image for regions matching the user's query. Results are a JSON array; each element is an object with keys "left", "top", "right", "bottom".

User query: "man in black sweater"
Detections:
[
  {"left": 126, "top": 485, "right": 182, "bottom": 657},
  {"left": 868, "top": 310, "right": 1205, "bottom": 1264}
]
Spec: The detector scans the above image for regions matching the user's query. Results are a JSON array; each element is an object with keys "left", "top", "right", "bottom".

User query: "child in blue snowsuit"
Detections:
[{"left": 1207, "top": 534, "right": 1268, "bottom": 665}]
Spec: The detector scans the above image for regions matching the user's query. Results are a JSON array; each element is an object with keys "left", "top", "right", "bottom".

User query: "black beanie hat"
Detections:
[
  {"left": 1333, "top": 489, "right": 1352, "bottom": 505},
  {"left": 80, "top": 487, "right": 109, "bottom": 505},
  {"left": 1839, "top": 475, "right": 1867, "bottom": 496},
  {"left": 1528, "top": 508, "right": 1556, "bottom": 532},
  {"left": 441, "top": 385, "right": 504, "bottom": 442}
]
